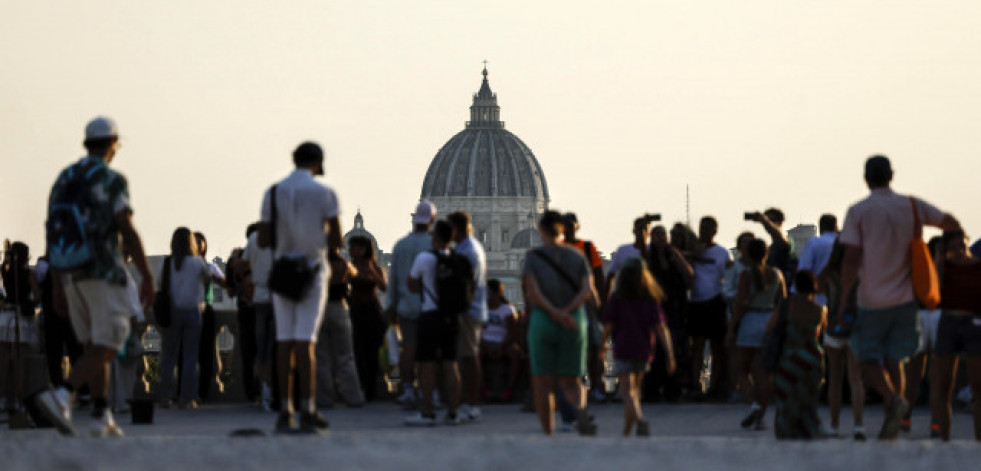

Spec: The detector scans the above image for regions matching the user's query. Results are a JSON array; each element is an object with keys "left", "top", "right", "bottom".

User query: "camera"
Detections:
[
  {"left": 643, "top": 213, "right": 662, "bottom": 223},
  {"left": 744, "top": 212, "right": 755, "bottom": 221}
]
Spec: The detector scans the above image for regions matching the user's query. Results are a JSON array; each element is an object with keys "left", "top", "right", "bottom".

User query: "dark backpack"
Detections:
[
  {"left": 428, "top": 250, "right": 475, "bottom": 317},
  {"left": 46, "top": 161, "right": 106, "bottom": 271}
]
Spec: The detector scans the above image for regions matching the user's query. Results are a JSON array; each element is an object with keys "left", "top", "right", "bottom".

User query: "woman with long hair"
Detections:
[
  {"left": 772, "top": 270, "right": 827, "bottom": 439},
  {"left": 819, "top": 240, "right": 866, "bottom": 440},
  {"left": 929, "top": 230, "right": 981, "bottom": 441},
  {"left": 316, "top": 246, "right": 365, "bottom": 407},
  {"left": 0, "top": 242, "right": 40, "bottom": 412},
  {"left": 346, "top": 235, "right": 387, "bottom": 402},
  {"left": 727, "top": 238, "right": 786, "bottom": 430},
  {"left": 158, "top": 227, "right": 211, "bottom": 409},
  {"left": 602, "top": 257, "right": 675, "bottom": 436},
  {"left": 645, "top": 224, "right": 693, "bottom": 402}
]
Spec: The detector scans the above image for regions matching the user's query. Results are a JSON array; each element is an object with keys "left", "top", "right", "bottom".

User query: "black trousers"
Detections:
[
  {"left": 42, "top": 311, "right": 83, "bottom": 387},
  {"left": 198, "top": 304, "right": 217, "bottom": 401},
  {"left": 236, "top": 302, "right": 258, "bottom": 401},
  {"left": 350, "top": 302, "right": 387, "bottom": 402}
]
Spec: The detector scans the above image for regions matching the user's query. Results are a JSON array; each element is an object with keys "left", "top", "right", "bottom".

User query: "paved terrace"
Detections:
[{"left": 1, "top": 402, "right": 977, "bottom": 471}]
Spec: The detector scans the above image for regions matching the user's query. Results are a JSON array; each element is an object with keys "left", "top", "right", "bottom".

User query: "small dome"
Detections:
[
  {"left": 344, "top": 210, "right": 380, "bottom": 255},
  {"left": 510, "top": 228, "right": 542, "bottom": 250}
]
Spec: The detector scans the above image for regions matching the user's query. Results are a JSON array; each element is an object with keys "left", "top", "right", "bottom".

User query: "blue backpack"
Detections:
[{"left": 46, "top": 160, "right": 105, "bottom": 271}]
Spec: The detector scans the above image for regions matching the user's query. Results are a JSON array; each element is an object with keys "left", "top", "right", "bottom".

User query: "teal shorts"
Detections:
[
  {"left": 850, "top": 302, "right": 919, "bottom": 362},
  {"left": 527, "top": 306, "right": 587, "bottom": 377}
]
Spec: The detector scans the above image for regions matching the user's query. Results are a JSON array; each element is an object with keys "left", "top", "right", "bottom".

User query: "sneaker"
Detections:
[
  {"left": 260, "top": 384, "right": 273, "bottom": 412},
  {"left": 740, "top": 409, "right": 762, "bottom": 429},
  {"left": 576, "top": 409, "right": 597, "bottom": 436},
  {"left": 404, "top": 412, "right": 437, "bottom": 427},
  {"left": 443, "top": 412, "right": 462, "bottom": 426},
  {"left": 299, "top": 410, "right": 329, "bottom": 434},
  {"left": 823, "top": 426, "right": 841, "bottom": 438},
  {"left": 878, "top": 396, "right": 909, "bottom": 440},
  {"left": 752, "top": 413, "right": 767, "bottom": 431},
  {"left": 275, "top": 411, "right": 295, "bottom": 433},
  {"left": 178, "top": 399, "right": 199, "bottom": 410},
  {"left": 159, "top": 399, "right": 174, "bottom": 410},
  {"left": 459, "top": 404, "right": 481, "bottom": 421},
  {"left": 854, "top": 426, "right": 867, "bottom": 441},
  {"left": 636, "top": 420, "right": 650, "bottom": 437},
  {"left": 560, "top": 421, "right": 576, "bottom": 433},
  {"left": 929, "top": 423, "right": 941, "bottom": 439},
  {"left": 501, "top": 389, "right": 514, "bottom": 403},
  {"left": 396, "top": 387, "right": 416, "bottom": 405},
  {"left": 37, "top": 387, "right": 77, "bottom": 436},
  {"left": 91, "top": 411, "right": 124, "bottom": 438}
]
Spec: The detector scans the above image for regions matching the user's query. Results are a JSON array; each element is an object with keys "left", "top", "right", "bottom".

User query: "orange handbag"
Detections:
[{"left": 910, "top": 197, "right": 940, "bottom": 309}]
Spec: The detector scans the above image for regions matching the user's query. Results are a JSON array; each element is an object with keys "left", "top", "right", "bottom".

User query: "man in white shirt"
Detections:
[
  {"left": 404, "top": 221, "right": 462, "bottom": 426},
  {"left": 688, "top": 216, "right": 733, "bottom": 401},
  {"left": 796, "top": 214, "right": 838, "bottom": 305},
  {"left": 242, "top": 224, "right": 276, "bottom": 410},
  {"left": 448, "top": 211, "right": 488, "bottom": 421},
  {"left": 258, "top": 142, "right": 341, "bottom": 434}
]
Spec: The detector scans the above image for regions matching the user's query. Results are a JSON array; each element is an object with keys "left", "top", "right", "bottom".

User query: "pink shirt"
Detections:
[{"left": 839, "top": 188, "right": 945, "bottom": 309}]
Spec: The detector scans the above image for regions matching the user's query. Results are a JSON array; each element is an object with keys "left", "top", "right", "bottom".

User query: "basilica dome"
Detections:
[{"left": 420, "top": 68, "right": 550, "bottom": 200}]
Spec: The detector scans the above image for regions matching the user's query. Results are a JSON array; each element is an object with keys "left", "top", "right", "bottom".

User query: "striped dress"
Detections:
[{"left": 773, "top": 310, "right": 825, "bottom": 439}]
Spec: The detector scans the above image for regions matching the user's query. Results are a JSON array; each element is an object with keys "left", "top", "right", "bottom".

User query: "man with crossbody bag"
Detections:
[{"left": 257, "top": 142, "right": 341, "bottom": 434}]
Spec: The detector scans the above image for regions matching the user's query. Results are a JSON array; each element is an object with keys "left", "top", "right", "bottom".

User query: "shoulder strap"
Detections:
[
  {"left": 532, "top": 248, "right": 579, "bottom": 292},
  {"left": 909, "top": 196, "right": 922, "bottom": 239}
]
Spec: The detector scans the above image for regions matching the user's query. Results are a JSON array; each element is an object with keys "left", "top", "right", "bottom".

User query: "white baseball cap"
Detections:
[
  {"left": 412, "top": 200, "right": 437, "bottom": 225},
  {"left": 84, "top": 116, "right": 119, "bottom": 141}
]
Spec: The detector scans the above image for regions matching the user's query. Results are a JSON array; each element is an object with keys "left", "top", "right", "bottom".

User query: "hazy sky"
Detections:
[{"left": 3, "top": 2, "right": 981, "bottom": 262}]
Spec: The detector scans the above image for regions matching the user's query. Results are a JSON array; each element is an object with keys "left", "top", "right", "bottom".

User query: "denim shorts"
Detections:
[
  {"left": 850, "top": 302, "right": 919, "bottom": 362},
  {"left": 736, "top": 310, "right": 772, "bottom": 348}
]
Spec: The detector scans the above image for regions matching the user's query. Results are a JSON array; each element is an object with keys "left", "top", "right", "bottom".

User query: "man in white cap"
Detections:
[
  {"left": 38, "top": 117, "right": 156, "bottom": 437},
  {"left": 385, "top": 201, "right": 437, "bottom": 408}
]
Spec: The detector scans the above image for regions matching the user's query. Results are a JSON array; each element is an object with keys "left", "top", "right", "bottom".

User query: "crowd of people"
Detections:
[{"left": 1, "top": 117, "right": 980, "bottom": 442}]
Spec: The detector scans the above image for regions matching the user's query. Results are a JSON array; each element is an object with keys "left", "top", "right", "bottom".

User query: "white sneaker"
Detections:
[
  {"left": 404, "top": 412, "right": 437, "bottom": 427},
  {"left": 459, "top": 404, "right": 481, "bottom": 421},
  {"left": 443, "top": 412, "right": 462, "bottom": 426},
  {"left": 91, "top": 411, "right": 124, "bottom": 438},
  {"left": 37, "top": 387, "right": 77, "bottom": 436},
  {"left": 396, "top": 387, "right": 416, "bottom": 405},
  {"left": 560, "top": 421, "right": 575, "bottom": 433}
]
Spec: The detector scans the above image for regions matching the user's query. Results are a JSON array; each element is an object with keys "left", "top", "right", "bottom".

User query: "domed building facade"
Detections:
[{"left": 420, "top": 67, "right": 549, "bottom": 303}]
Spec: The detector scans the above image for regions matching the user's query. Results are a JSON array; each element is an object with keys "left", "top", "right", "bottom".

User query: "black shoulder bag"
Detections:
[
  {"left": 153, "top": 256, "right": 173, "bottom": 327},
  {"left": 266, "top": 185, "right": 319, "bottom": 302}
]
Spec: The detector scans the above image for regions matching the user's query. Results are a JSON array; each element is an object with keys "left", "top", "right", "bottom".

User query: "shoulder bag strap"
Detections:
[
  {"left": 532, "top": 248, "right": 580, "bottom": 293},
  {"left": 910, "top": 196, "right": 922, "bottom": 240}
]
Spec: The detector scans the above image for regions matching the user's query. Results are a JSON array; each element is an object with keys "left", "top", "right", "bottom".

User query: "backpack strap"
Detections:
[{"left": 269, "top": 185, "right": 278, "bottom": 251}]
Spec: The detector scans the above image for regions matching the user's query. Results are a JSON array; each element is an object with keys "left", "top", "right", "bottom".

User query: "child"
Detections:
[
  {"left": 480, "top": 279, "right": 521, "bottom": 402},
  {"left": 602, "top": 257, "right": 675, "bottom": 436}
]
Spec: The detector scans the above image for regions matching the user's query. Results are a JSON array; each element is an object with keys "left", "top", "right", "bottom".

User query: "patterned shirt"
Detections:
[{"left": 48, "top": 156, "right": 131, "bottom": 285}]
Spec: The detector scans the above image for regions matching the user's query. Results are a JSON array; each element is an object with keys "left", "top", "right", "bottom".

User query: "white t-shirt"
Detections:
[
  {"left": 608, "top": 243, "right": 643, "bottom": 275},
  {"left": 260, "top": 169, "right": 340, "bottom": 263},
  {"left": 482, "top": 303, "right": 517, "bottom": 344},
  {"left": 168, "top": 256, "right": 211, "bottom": 312},
  {"left": 691, "top": 244, "right": 732, "bottom": 302},
  {"left": 409, "top": 250, "right": 447, "bottom": 313},
  {"left": 243, "top": 232, "right": 274, "bottom": 303}
]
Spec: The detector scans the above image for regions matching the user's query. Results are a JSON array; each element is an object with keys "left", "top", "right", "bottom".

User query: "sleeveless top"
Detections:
[{"left": 746, "top": 267, "right": 781, "bottom": 311}]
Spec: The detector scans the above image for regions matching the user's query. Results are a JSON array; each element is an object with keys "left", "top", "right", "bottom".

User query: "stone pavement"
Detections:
[{"left": 1, "top": 402, "right": 977, "bottom": 470}]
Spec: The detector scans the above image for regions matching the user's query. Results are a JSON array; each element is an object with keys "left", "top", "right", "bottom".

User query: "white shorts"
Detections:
[
  {"left": 272, "top": 266, "right": 327, "bottom": 342},
  {"left": 917, "top": 309, "right": 942, "bottom": 353},
  {"left": 823, "top": 333, "right": 849, "bottom": 350},
  {"left": 64, "top": 276, "right": 132, "bottom": 350}
]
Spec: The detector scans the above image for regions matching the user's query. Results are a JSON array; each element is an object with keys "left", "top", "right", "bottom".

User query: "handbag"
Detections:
[
  {"left": 153, "top": 256, "right": 172, "bottom": 328},
  {"left": 266, "top": 185, "right": 318, "bottom": 302},
  {"left": 760, "top": 298, "right": 789, "bottom": 372},
  {"left": 910, "top": 197, "right": 940, "bottom": 310}
]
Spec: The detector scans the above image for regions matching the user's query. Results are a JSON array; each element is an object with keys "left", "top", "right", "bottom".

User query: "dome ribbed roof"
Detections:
[{"left": 420, "top": 67, "right": 550, "bottom": 200}]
